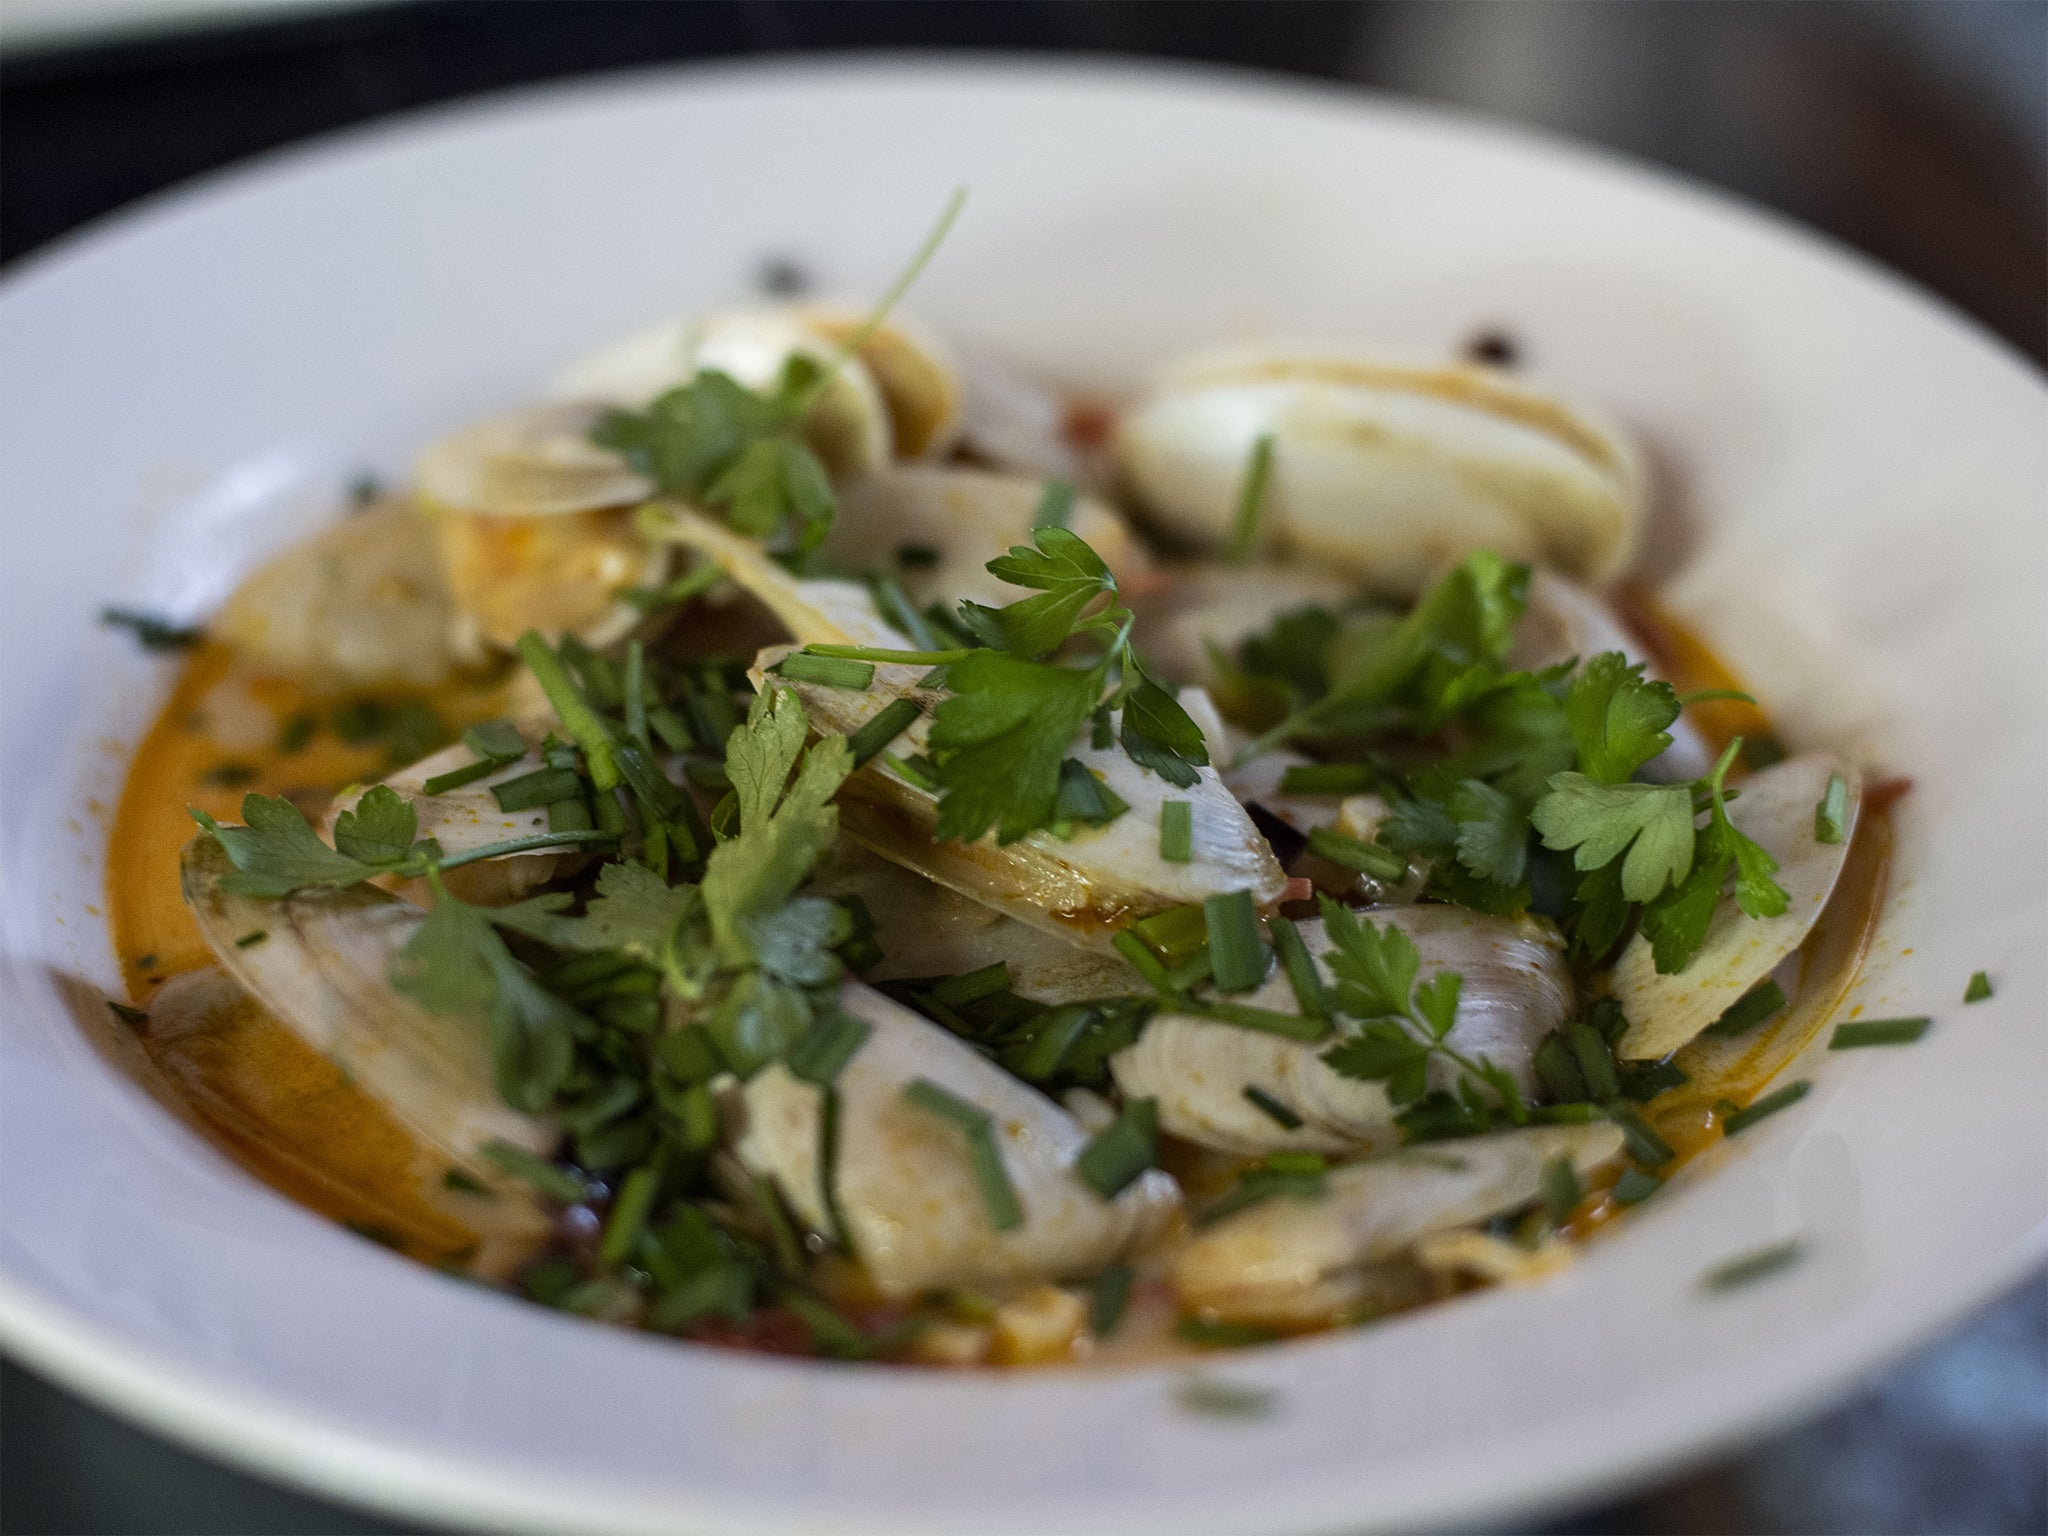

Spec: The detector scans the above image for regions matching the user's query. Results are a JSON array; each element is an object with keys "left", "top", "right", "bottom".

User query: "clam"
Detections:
[
  {"left": 830, "top": 465, "right": 1152, "bottom": 611},
  {"left": 180, "top": 836, "right": 558, "bottom": 1172},
  {"left": 553, "top": 304, "right": 960, "bottom": 472},
  {"left": 1130, "top": 561, "right": 1358, "bottom": 692},
  {"left": 1116, "top": 347, "right": 1643, "bottom": 596},
  {"left": 733, "top": 982, "right": 1179, "bottom": 1297},
  {"left": 1111, "top": 908, "right": 1574, "bottom": 1155},
  {"left": 754, "top": 646, "right": 1290, "bottom": 949},
  {"left": 322, "top": 736, "right": 581, "bottom": 908},
  {"left": 1611, "top": 754, "right": 1862, "bottom": 1059},
  {"left": 212, "top": 498, "right": 461, "bottom": 689},
  {"left": 807, "top": 842, "right": 1141, "bottom": 1004},
  {"left": 1171, "top": 1122, "right": 1624, "bottom": 1325},
  {"left": 415, "top": 401, "right": 667, "bottom": 654}
]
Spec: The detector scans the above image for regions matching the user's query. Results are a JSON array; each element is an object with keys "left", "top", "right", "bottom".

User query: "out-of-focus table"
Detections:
[{"left": 2, "top": 4, "right": 2042, "bottom": 1532}]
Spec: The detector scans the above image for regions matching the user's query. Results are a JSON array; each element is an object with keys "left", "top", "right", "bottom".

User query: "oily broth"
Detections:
[{"left": 101, "top": 585, "right": 1892, "bottom": 1362}]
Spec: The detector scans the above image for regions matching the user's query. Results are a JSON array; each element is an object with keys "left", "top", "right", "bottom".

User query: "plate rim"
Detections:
[{"left": 3, "top": 49, "right": 2044, "bottom": 1536}]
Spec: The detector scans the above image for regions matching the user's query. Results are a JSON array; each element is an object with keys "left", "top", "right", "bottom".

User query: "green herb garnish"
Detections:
[
  {"left": 1700, "top": 1238, "right": 1804, "bottom": 1292},
  {"left": 902, "top": 1078, "right": 1023, "bottom": 1231},
  {"left": 1719, "top": 1080, "right": 1810, "bottom": 1135},
  {"left": 1828, "top": 1016, "right": 1930, "bottom": 1049}
]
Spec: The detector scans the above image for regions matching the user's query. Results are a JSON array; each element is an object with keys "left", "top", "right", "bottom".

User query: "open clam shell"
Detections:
[{"left": 1117, "top": 347, "right": 1644, "bottom": 595}]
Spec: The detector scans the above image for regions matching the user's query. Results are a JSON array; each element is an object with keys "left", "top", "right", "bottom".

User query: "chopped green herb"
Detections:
[
  {"left": 847, "top": 697, "right": 922, "bottom": 766},
  {"left": 1703, "top": 978, "right": 1787, "bottom": 1039},
  {"left": 1075, "top": 1097, "right": 1158, "bottom": 1199},
  {"left": 1700, "top": 1238, "right": 1804, "bottom": 1292},
  {"left": 1541, "top": 1154, "right": 1582, "bottom": 1224},
  {"left": 233, "top": 929, "right": 268, "bottom": 949},
  {"left": 490, "top": 766, "right": 585, "bottom": 813},
  {"left": 1130, "top": 903, "right": 1209, "bottom": 965},
  {"left": 785, "top": 1009, "right": 871, "bottom": 1084},
  {"left": 1175, "top": 1316, "right": 1281, "bottom": 1349},
  {"left": 481, "top": 1140, "right": 586, "bottom": 1203},
  {"left": 1743, "top": 734, "right": 1788, "bottom": 770},
  {"left": 1964, "top": 971, "right": 1993, "bottom": 1004},
  {"left": 1828, "top": 1016, "right": 1930, "bottom": 1049},
  {"left": 619, "top": 562, "right": 724, "bottom": 614},
  {"left": 276, "top": 713, "right": 317, "bottom": 754},
  {"left": 1203, "top": 890, "right": 1269, "bottom": 994},
  {"left": 1111, "top": 930, "right": 1179, "bottom": 995},
  {"left": 1719, "top": 1079, "right": 1810, "bottom": 1135},
  {"left": 930, "top": 962, "right": 1012, "bottom": 1008},
  {"left": 1198, "top": 1152, "right": 1327, "bottom": 1226},
  {"left": 101, "top": 606, "right": 202, "bottom": 651},
  {"left": 1159, "top": 799, "right": 1194, "bottom": 863},
  {"left": 1278, "top": 762, "right": 1376, "bottom": 795},
  {"left": 776, "top": 652, "right": 876, "bottom": 690},
  {"left": 1052, "top": 758, "right": 1129, "bottom": 829},
  {"left": 1814, "top": 773, "right": 1849, "bottom": 843},
  {"left": 1564, "top": 1019, "right": 1620, "bottom": 1101},
  {"left": 1089, "top": 1264, "right": 1134, "bottom": 1337},
  {"left": 1178, "top": 998, "right": 1329, "bottom": 1041},
  {"left": 1604, "top": 1101, "right": 1674, "bottom": 1166},
  {"left": 1269, "top": 917, "right": 1330, "bottom": 1019},
  {"left": 1225, "top": 433, "right": 1276, "bottom": 564},
  {"left": 1242, "top": 1085, "right": 1303, "bottom": 1129},
  {"left": 1032, "top": 477, "right": 1076, "bottom": 529},
  {"left": 1174, "top": 1374, "right": 1276, "bottom": 1417},
  {"left": 902, "top": 1078, "right": 1023, "bottom": 1231},
  {"left": 1305, "top": 825, "right": 1408, "bottom": 883},
  {"left": 441, "top": 1166, "right": 494, "bottom": 1196},
  {"left": 1612, "top": 1167, "right": 1662, "bottom": 1205},
  {"left": 895, "top": 542, "right": 940, "bottom": 569}
]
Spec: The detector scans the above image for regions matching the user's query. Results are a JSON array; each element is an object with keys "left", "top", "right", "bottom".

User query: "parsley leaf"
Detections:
[
  {"left": 554, "top": 860, "right": 697, "bottom": 959},
  {"left": 1565, "top": 651, "right": 1680, "bottom": 784},
  {"left": 1530, "top": 774, "right": 1696, "bottom": 903},
  {"left": 927, "top": 652, "right": 1102, "bottom": 844},
  {"left": 1118, "top": 671, "right": 1209, "bottom": 789},
  {"left": 966, "top": 527, "right": 1117, "bottom": 659},
  {"left": 192, "top": 794, "right": 385, "bottom": 897},
  {"left": 330, "top": 785, "right": 421, "bottom": 865},
  {"left": 1446, "top": 778, "right": 1529, "bottom": 886}
]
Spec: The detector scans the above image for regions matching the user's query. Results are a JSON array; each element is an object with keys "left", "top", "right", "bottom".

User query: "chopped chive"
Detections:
[
  {"left": 1225, "top": 432, "right": 1277, "bottom": 564},
  {"left": 1159, "top": 800, "right": 1194, "bottom": 863},
  {"left": 619, "top": 561, "right": 723, "bottom": 614},
  {"left": 598, "top": 1163, "right": 661, "bottom": 1265},
  {"left": 515, "top": 631, "right": 619, "bottom": 793},
  {"left": 1719, "top": 1079, "right": 1811, "bottom": 1135},
  {"left": 432, "top": 828, "right": 616, "bottom": 871},
  {"left": 1618, "top": 1058, "right": 1689, "bottom": 1103},
  {"left": 1703, "top": 978, "right": 1787, "bottom": 1039},
  {"left": 1131, "top": 903, "right": 1209, "bottom": 965},
  {"left": 1089, "top": 1264, "right": 1134, "bottom": 1337},
  {"left": 1242, "top": 1085, "right": 1303, "bottom": 1130},
  {"left": 647, "top": 706, "right": 693, "bottom": 755},
  {"left": 623, "top": 641, "right": 650, "bottom": 750},
  {"left": 547, "top": 795, "right": 594, "bottom": 833},
  {"left": 1075, "top": 1097, "right": 1158, "bottom": 1199},
  {"left": 895, "top": 542, "right": 940, "bottom": 569},
  {"left": 1174, "top": 1374, "right": 1275, "bottom": 1417},
  {"left": 818, "top": 1083, "right": 851, "bottom": 1251},
  {"left": 233, "top": 929, "right": 268, "bottom": 949},
  {"left": 481, "top": 1140, "right": 586, "bottom": 1203},
  {"left": 106, "top": 1000, "right": 148, "bottom": 1029},
  {"left": 930, "top": 962, "right": 1011, "bottom": 1008},
  {"left": 491, "top": 766, "right": 586, "bottom": 813},
  {"left": 846, "top": 696, "right": 921, "bottom": 766},
  {"left": 776, "top": 651, "right": 876, "bottom": 690},
  {"left": 1814, "top": 774, "right": 1849, "bottom": 843},
  {"left": 1541, "top": 1154, "right": 1582, "bottom": 1224},
  {"left": 1269, "top": 917, "right": 1330, "bottom": 1018},
  {"left": 902, "top": 1079, "right": 1023, "bottom": 1230},
  {"left": 1604, "top": 1101, "right": 1674, "bottom": 1166},
  {"left": 422, "top": 757, "right": 510, "bottom": 795},
  {"left": 1828, "top": 1016, "right": 1931, "bottom": 1050},
  {"left": 1175, "top": 1316, "right": 1281, "bottom": 1349},
  {"left": 1179, "top": 998, "right": 1330, "bottom": 1042},
  {"left": 441, "top": 1166, "right": 494, "bottom": 1197},
  {"left": 1533, "top": 1032, "right": 1588, "bottom": 1103},
  {"left": 1612, "top": 1167, "right": 1662, "bottom": 1205},
  {"left": 1700, "top": 1238, "right": 1804, "bottom": 1292},
  {"left": 753, "top": 1174, "right": 805, "bottom": 1276},
  {"left": 1112, "top": 930, "right": 1179, "bottom": 995},
  {"left": 1305, "top": 825, "right": 1407, "bottom": 883},
  {"left": 804, "top": 643, "right": 975, "bottom": 665},
  {"left": 1091, "top": 706, "right": 1114, "bottom": 751},
  {"left": 786, "top": 1009, "right": 872, "bottom": 1084},
  {"left": 100, "top": 606, "right": 201, "bottom": 651},
  {"left": 879, "top": 749, "right": 938, "bottom": 791},
  {"left": 1032, "top": 477, "right": 1076, "bottom": 529},
  {"left": 1964, "top": 971, "right": 1993, "bottom": 1004},
  {"left": 1530, "top": 1102, "right": 1601, "bottom": 1124},
  {"left": 1564, "top": 1019, "right": 1620, "bottom": 1101},
  {"left": 1278, "top": 762, "right": 1376, "bottom": 795},
  {"left": 1203, "top": 890, "right": 1269, "bottom": 994},
  {"left": 276, "top": 713, "right": 317, "bottom": 754}
]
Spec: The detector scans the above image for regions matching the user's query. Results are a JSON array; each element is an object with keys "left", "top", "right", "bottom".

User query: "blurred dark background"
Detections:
[{"left": 1, "top": 2, "right": 2043, "bottom": 1532}]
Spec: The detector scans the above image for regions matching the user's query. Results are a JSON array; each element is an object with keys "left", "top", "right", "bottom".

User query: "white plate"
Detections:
[{"left": 1, "top": 57, "right": 2043, "bottom": 1536}]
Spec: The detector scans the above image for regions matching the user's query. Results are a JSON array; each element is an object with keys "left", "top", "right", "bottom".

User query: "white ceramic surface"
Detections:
[{"left": 2, "top": 57, "right": 2044, "bottom": 1536}]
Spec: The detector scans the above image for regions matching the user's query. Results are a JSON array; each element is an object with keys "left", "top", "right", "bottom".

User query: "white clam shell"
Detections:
[
  {"left": 1611, "top": 753, "right": 1862, "bottom": 1059},
  {"left": 179, "top": 836, "right": 557, "bottom": 1168},
  {"left": 1110, "top": 908, "right": 1574, "bottom": 1155},
  {"left": 733, "top": 982, "right": 1178, "bottom": 1297},
  {"left": 1171, "top": 1122, "right": 1624, "bottom": 1324},
  {"left": 1116, "top": 347, "right": 1643, "bottom": 595}
]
